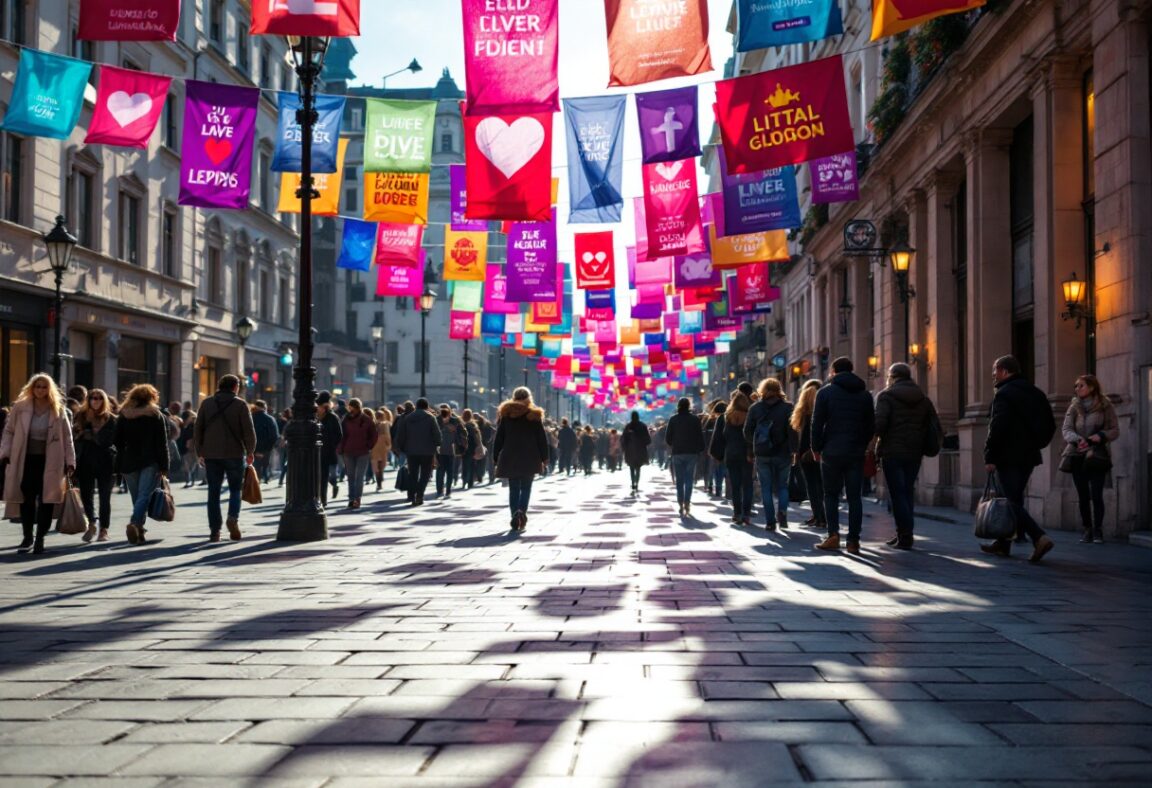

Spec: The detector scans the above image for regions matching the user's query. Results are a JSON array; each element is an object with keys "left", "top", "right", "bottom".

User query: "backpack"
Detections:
[
  {"left": 922, "top": 405, "right": 943, "bottom": 458},
  {"left": 753, "top": 417, "right": 775, "bottom": 457},
  {"left": 1026, "top": 386, "right": 1057, "bottom": 450}
]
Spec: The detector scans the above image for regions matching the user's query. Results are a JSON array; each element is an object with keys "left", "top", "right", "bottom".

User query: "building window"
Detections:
[
  {"left": 953, "top": 179, "right": 968, "bottom": 415},
  {"left": 162, "top": 205, "right": 178, "bottom": 278},
  {"left": 440, "top": 132, "right": 453, "bottom": 153},
  {"left": 260, "top": 270, "right": 272, "bottom": 322},
  {"left": 1, "top": 2, "right": 27, "bottom": 45},
  {"left": 162, "top": 94, "right": 180, "bottom": 150},
  {"left": 118, "top": 336, "right": 172, "bottom": 405},
  {"left": 414, "top": 341, "right": 429, "bottom": 373},
  {"left": 67, "top": 165, "right": 97, "bottom": 249},
  {"left": 121, "top": 57, "right": 142, "bottom": 72},
  {"left": 385, "top": 341, "right": 398, "bottom": 374},
  {"left": 1, "top": 132, "right": 24, "bottom": 224},
  {"left": 280, "top": 64, "right": 293, "bottom": 94},
  {"left": 71, "top": 26, "right": 96, "bottom": 86},
  {"left": 279, "top": 275, "right": 291, "bottom": 327},
  {"left": 236, "top": 249, "right": 251, "bottom": 314},
  {"left": 259, "top": 146, "right": 273, "bottom": 211},
  {"left": 396, "top": 296, "right": 410, "bottom": 311},
  {"left": 260, "top": 45, "right": 272, "bottom": 89},
  {"left": 207, "top": 231, "right": 224, "bottom": 304},
  {"left": 1009, "top": 115, "right": 1036, "bottom": 380},
  {"left": 208, "top": 0, "right": 224, "bottom": 45},
  {"left": 237, "top": 24, "right": 250, "bottom": 74},
  {"left": 118, "top": 190, "right": 142, "bottom": 264}
]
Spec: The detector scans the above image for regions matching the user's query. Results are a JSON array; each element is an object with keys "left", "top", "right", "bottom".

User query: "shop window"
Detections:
[
  {"left": 118, "top": 189, "right": 142, "bottom": 265},
  {"left": 0, "top": 326, "right": 36, "bottom": 407},
  {"left": 117, "top": 336, "right": 172, "bottom": 405}
]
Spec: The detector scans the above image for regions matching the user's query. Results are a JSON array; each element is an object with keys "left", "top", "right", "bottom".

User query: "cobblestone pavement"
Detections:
[{"left": 1, "top": 466, "right": 1150, "bottom": 786}]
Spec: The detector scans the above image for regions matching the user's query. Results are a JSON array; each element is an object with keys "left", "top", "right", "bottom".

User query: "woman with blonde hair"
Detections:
[
  {"left": 790, "top": 379, "right": 826, "bottom": 531},
  {"left": 113, "top": 384, "right": 170, "bottom": 545},
  {"left": 743, "top": 377, "right": 796, "bottom": 530},
  {"left": 1060, "top": 374, "right": 1120, "bottom": 543},
  {"left": 371, "top": 407, "right": 394, "bottom": 492},
  {"left": 0, "top": 374, "right": 76, "bottom": 554},
  {"left": 74, "top": 388, "right": 118, "bottom": 542}
]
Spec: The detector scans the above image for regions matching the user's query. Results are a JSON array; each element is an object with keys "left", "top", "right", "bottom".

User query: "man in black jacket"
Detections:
[
  {"left": 557, "top": 418, "right": 577, "bottom": 476},
  {"left": 811, "top": 357, "right": 875, "bottom": 554},
  {"left": 981, "top": 355, "right": 1055, "bottom": 562},
  {"left": 394, "top": 398, "right": 441, "bottom": 506},
  {"left": 665, "top": 397, "right": 706, "bottom": 516}
]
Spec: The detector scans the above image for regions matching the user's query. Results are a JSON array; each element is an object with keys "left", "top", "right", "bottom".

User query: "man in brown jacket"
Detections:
[{"left": 193, "top": 375, "right": 256, "bottom": 542}]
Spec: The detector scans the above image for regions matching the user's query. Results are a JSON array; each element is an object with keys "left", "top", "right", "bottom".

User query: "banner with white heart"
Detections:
[
  {"left": 464, "top": 111, "right": 553, "bottom": 222},
  {"left": 85, "top": 65, "right": 171, "bottom": 148},
  {"left": 574, "top": 230, "right": 616, "bottom": 291},
  {"left": 641, "top": 159, "right": 704, "bottom": 259}
]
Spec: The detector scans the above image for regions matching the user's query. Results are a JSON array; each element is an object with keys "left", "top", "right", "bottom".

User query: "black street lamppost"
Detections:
[
  {"left": 370, "top": 314, "right": 385, "bottom": 406},
  {"left": 462, "top": 339, "right": 470, "bottom": 409},
  {"left": 43, "top": 216, "right": 77, "bottom": 384},
  {"left": 498, "top": 346, "right": 506, "bottom": 404},
  {"left": 889, "top": 240, "right": 916, "bottom": 363},
  {"left": 418, "top": 284, "right": 436, "bottom": 398},
  {"left": 236, "top": 316, "right": 256, "bottom": 346},
  {"left": 278, "top": 35, "right": 331, "bottom": 543}
]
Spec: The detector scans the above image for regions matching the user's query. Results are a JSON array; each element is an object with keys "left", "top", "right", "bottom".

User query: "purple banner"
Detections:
[
  {"left": 720, "top": 147, "right": 801, "bottom": 235},
  {"left": 505, "top": 212, "right": 559, "bottom": 302},
  {"left": 179, "top": 80, "right": 259, "bottom": 209},
  {"left": 450, "top": 164, "right": 488, "bottom": 230},
  {"left": 636, "top": 86, "right": 701, "bottom": 164},
  {"left": 673, "top": 252, "right": 720, "bottom": 290},
  {"left": 632, "top": 299, "right": 663, "bottom": 320},
  {"left": 810, "top": 151, "right": 859, "bottom": 204}
]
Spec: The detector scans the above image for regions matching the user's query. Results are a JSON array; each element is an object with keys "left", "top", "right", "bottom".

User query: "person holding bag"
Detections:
[
  {"left": 1059, "top": 374, "right": 1119, "bottom": 543},
  {"left": 1, "top": 374, "right": 76, "bottom": 555},
  {"left": 73, "top": 388, "right": 118, "bottom": 543},
  {"left": 193, "top": 375, "right": 256, "bottom": 542},
  {"left": 113, "top": 384, "right": 169, "bottom": 546}
]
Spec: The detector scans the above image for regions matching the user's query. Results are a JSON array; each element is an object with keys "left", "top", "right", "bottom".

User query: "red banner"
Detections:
[
  {"left": 464, "top": 112, "right": 552, "bottom": 221},
  {"left": 735, "top": 262, "right": 779, "bottom": 308},
  {"left": 462, "top": 0, "right": 559, "bottom": 116},
  {"left": 575, "top": 232, "right": 616, "bottom": 291},
  {"left": 251, "top": 0, "right": 360, "bottom": 36},
  {"left": 604, "top": 0, "right": 712, "bottom": 87},
  {"left": 715, "top": 54, "right": 854, "bottom": 174},
  {"left": 78, "top": 0, "right": 180, "bottom": 41},
  {"left": 641, "top": 160, "right": 702, "bottom": 259},
  {"left": 450, "top": 311, "right": 478, "bottom": 340},
  {"left": 871, "top": 0, "right": 984, "bottom": 40},
  {"left": 375, "top": 223, "right": 424, "bottom": 268}
]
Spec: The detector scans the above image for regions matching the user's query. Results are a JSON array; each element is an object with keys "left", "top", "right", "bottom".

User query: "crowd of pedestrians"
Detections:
[{"left": 0, "top": 352, "right": 1123, "bottom": 560}]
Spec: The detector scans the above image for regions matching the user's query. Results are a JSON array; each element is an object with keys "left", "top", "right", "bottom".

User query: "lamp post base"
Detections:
[
  {"left": 277, "top": 364, "right": 329, "bottom": 542},
  {"left": 277, "top": 509, "right": 328, "bottom": 542}
]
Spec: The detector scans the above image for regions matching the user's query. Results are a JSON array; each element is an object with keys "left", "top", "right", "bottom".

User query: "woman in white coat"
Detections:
[{"left": 1, "top": 374, "right": 76, "bottom": 554}]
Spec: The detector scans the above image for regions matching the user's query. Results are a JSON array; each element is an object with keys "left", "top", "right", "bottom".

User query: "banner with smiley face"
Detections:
[{"left": 574, "top": 231, "right": 616, "bottom": 291}]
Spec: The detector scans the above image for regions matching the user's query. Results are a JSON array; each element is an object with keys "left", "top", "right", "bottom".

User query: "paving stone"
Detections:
[
  {"left": 118, "top": 743, "right": 293, "bottom": 777},
  {"left": 118, "top": 722, "right": 251, "bottom": 744},
  {"left": 63, "top": 701, "right": 208, "bottom": 722},
  {"left": 232, "top": 718, "right": 415, "bottom": 745},
  {"left": 844, "top": 700, "right": 1005, "bottom": 745},
  {"left": 0, "top": 720, "right": 134, "bottom": 745},
  {"left": 1015, "top": 700, "right": 1152, "bottom": 724},
  {"left": 0, "top": 701, "right": 87, "bottom": 720},
  {"left": 0, "top": 745, "right": 152, "bottom": 776},
  {"left": 574, "top": 740, "right": 801, "bottom": 782},
  {"left": 713, "top": 720, "right": 868, "bottom": 744},
  {"left": 188, "top": 697, "right": 357, "bottom": 720},
  {"left": 773, "top": 681, "right": 932, "bottom": 700},
  {"left": 262, "top": 745, "right": 435, "bottom": 777}
]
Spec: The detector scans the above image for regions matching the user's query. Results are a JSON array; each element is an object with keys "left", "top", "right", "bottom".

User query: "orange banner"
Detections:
[
  {"left": 604, "top": 0, "right": 712, "bottom": 87},
  {"left": 278, "top": 138, "right": 349, "bottom": 216},
  {"left": 443, "top": 230, "right": 489, "bottom": 282},
  {"left": 870, "top": 0, "right": 985, "bottom": 41},
  {"left": 363, "top": 171, "right": 430, "bottom": 224},
  {"left": 709, "top": 225, "right": 790, "bottom": 269}
]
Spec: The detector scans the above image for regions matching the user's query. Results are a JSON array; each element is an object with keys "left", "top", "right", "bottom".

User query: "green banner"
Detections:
[{"left": 364, "top": 98, "right": 437, "bottom": 173}]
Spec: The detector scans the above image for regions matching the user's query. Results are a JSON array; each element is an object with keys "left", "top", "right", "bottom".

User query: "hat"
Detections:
[{"left": 316, "top": 391, "right": 332, "bottom": 406}]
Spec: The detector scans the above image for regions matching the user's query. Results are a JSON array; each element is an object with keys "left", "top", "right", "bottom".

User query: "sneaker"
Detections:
[
  {"left": 226, "top": 518, "right": 242, "bottom": 542},
  {"left": 1092, "top": 531, "right": 1104, "bottom": 544},
  {"left": 815, "top": 533, "right": 840, "bottom": 551},
  {"left": 846, "top": 540, "right": 861, "bottom": 555},
  {"left": 980, "top": 542, "right": 1011, "bottom": 557},
  {"left": 82, "top": 525, "right": 97, "bottom": 543},
  {"left": 1079, "top": 530, "right": 1094, "bottom": 543},
  {"left": 1028, "top": 535, "right": 1055, "bottom": 564},
  {"left": 126, "top": 523, "right": 141, "bottom": 545},
  {"left": 885, "top": 534, "right": 901, "bottom": 547}
]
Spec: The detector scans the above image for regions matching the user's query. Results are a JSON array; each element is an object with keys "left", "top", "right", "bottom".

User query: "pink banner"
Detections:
[
  {"left": 642, "top": 160, "right": 703, "bottom": 259},
  {"left": 462, "top": 0, "right": 559, "bottom": 116},
  {"left": 483, "top": 265, "right": 522, "bottom": 315},
  {"left": 376, "top": 251, "right": 426, "bottom": 297},
  {"left": 375, "top": 223, "right": 424, "bottom": 267},
  {"left": 735, "top": 262, "right": 777, "bottom": 307},
  {"left": 450, "top": 311, "right": 478, "bottom": 340},
  {"left": 85, "top": 65, "right": 171, "bottom": 148},
  {"left": 78, "top": 0, "right": 180, "bottom": 41}
]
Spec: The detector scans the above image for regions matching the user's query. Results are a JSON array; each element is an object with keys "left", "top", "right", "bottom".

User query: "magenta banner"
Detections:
[
  {"left": 642, "top": 160, "right": 703, "bottom": 259},
  {"left": 505, "top": 213, "right": 558, "bottom": 302},
  {"left": 375, "top": 223, "right": 424, "bottom": 268},
  {"left": 462, "top": 0, "right": 559, "bottom": 116},
  {"left": 377, "top": 251, "right": 426, "bottom": 297},
  {"left": 178, "top": 80, "right": 259, "bottom": 209},
  {"left": 450, "top": 164, "right": 487, "bottom": 230},
  {"left": 810, "top": 151, "right": 859, "bottom": 204},
  {"left": 483, "top": 265, "right": 521, "bottom": 315}
]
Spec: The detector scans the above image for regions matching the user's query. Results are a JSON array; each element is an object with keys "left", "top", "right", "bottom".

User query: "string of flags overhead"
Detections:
[{"left": 1, "top": 0, "right": 988, "bottom": 412}]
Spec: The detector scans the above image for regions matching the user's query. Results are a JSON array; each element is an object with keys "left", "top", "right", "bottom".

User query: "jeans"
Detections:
[
  {"left": 436, "top": 453, "right": 456, "bottom": 496},
  {"left": 253, "top": 452, "right": 272, "bottom": 483},
  {"left": 1071, "top": 464, "right": 1107, "bottom": 531},
  {"left": 629, "top": 464, "right": 642, "bottom": 489},
  {"left": 19, "top": 453, "right": 54, "bottom": 537},
  {"left": 710, "top": 462, "right": 726, "bottom": 497},
  {"left": 344, "top": 454, "right": 370, "bottom": 502},
  {"left": 407, "top": 455, "right": 434, "bottom": 501},
  {"left": 560, "top": 451, "right": 574, "bottom": 475},
  {"left": 508, "top": 476, "right": 533, "bottom": 515},
  {"left": 204, "top": 458, "right": 245, "bottom": 533},
  {"left": 800, "top": 459, "right": 826, "bottom": 524},
  {"left": 756, "top": 457, "right": 791, "bottom": 523},
  {"left": 122, "top": 464, "right": 160, "bottom": 528},
  {"left": 821, "top": 455, "right": 865, "bottom": 540},
  {"left": 882, "top": 457, "right": 922, "bottom": 536},
  {"left": 993, "top": 464, "right": 1046, "bottom": 545},
  {"left": 671, "top": 454, "right": 697, "bottom": 504}
]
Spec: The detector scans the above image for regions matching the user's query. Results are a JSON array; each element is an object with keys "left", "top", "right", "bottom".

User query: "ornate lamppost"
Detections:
[
  {"left": 418, "top": 285, "right": 436, "bottom": 398},
  {"left": 43, "top": 216, "right": 77, "bottom": 383}
]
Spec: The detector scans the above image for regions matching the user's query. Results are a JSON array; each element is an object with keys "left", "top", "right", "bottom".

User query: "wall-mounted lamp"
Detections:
[
  {"left": 1061, "top": 272, "right": 1090, "bottom": 329},
  {"left": 908, "top": 342, "right": 922, "bottom": 364},
  {"left": 867, "top": 355, "right": 880, "bottom": 378}
]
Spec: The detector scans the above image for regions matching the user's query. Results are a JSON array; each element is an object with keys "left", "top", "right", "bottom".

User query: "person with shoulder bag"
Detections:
[
  {"left": 1059, "top": 374, "right": 1119, "bottom": 544},
  {"left": 193, "top": 375, "right": 256, "bottom": 542},
  {"left": 712, "top": 391, "right": 753, "bottom": 525},
  {"left": 460, "top": 409, "right": 483, "bottom": 491},
  {"left": 371, "top": 408, "right": 394, "bottom": 492},
  {"left": 73, "top": 388, "right": 118, "bottom": 543},
  {"left": 113, "top": 384, "right": 170, "bottom": 546},
  {"left": 622, "top": 411, "right": 652, "bottom": 495}
]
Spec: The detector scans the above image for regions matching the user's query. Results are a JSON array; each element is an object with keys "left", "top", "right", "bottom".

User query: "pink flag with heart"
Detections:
[
  {"left": 464, "top": 111, "right": 553, "bottom": 221},
  {"left": 642, "top": 160, "right": 704, "bottom": 259},
  {"left": 574, "top": 231, "right": 616, "bottom": 291},
  {"left": 462, "top": 0, "right": 559, "bottom": 116},
  {"left": 178, "top": 80, "right": 259, "bottom": 209},
  {"left": 85, "top": 66, "right": 171, "bottom": 148},
  {"left": 375, "top": 223, "right": 424, "bottom": 268}
]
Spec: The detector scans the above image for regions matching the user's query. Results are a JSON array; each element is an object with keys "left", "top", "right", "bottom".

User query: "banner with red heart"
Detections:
[{"left": 574, "top": 231, "right": 616, "bottom": 291}]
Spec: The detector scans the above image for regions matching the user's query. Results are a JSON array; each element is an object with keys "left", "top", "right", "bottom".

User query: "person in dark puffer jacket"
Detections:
[
  {"left": 665, "top": 397, "right": 705, "bottom": 516},
  {"left": 493, "top": 387, "right": 549, "bottom": 532},
  {"left": 744, "top": 379, "right": 796, "bottom": 531}
]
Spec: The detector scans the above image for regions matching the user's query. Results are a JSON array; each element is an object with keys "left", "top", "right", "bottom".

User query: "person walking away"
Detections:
[
  {"left": 713, "top": 390, "right": 754, "bottom": 525},
  {"left": 1, "top": 375, "right": 76, "bottom": 554},
  {"left": 435, "top": 405, "right": 466, "bottom": 498},
  {"left": 558, "top": 418, "right": 577, "bottom": 476},
  {"left": 874, "top": 363, "right": 943, "bottom": 550},
  {"left": 811, "top": 358, "right": 875, "bottom": 554},
  {"left": 621, "top": 411, "right": 652, "bottom": 494},
  {"left": 477, "top": 413, "right": 495, "bottom": 485},
  {"left": 493, "top": 387, "right": 549, "bottom": 532},
  {"left": 114, "top": 384, "right": 169, "bottom": 546},
  {"left": 654, "top": 421, "right": 668, "bottom": 469},
  {"left": 250, "top": 400, "right": 279, "bottom": 483},
  {"left": 194, "top": 375, "right": 256, "bottom": 542},
  {"left": 666, "top": 397, "right": 705, "bottom": 516},
  {"left": 981, "top": 355, "right": 1057, "bottom": 562},
  {"left": 579, "top": 426, "right": 596, "bottom": 476},
  {"left": 372, "top": 407, "right": 394, "bottom": 492},
  {"left": 789, "top": 380, "right": 826, "bottom": 531},
  {"left": 163, "top": 402, "right": 182, "bottom": 483},
  {"left": 461, "top": 409, "right": 483, "bottom": 490},
  {"left": 178, "top": 410, "right": 199, "bottom": 487},
  {"left": 606, "top": 428, "right": 621, "bottom": 472},
  {"left": 1059, "top": 374, "right": 1119, "bottom": 543},
  {"left": 336, "top": 398, "right": 377, "bottom": 510},
  {"left": 315, "top": 391, "right": 343, "bottom": 505},
  {"left": 73, "top": 388, "right": 117, "bottom": 543},
  {"left": 391, "top": 402, "right": 412, "bottom": 473},
  {"left": 394, "top": 398, "right": 441, "bottom": 506},
  {"left": 744, "top": 379, "right": 796, "bottom": 531}
]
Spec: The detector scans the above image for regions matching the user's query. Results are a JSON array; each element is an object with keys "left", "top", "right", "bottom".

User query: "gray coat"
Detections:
[{"left": 395, "top": 408, "right": 441, "bottom": 457}]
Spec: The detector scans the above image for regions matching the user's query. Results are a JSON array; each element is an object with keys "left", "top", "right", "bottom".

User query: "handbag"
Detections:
[
  {"left": 395, "top": 464, "right": 410, "bottom": 492},
  {"left": 474, "top": 443, "right": 487, "bottom": 460},
  {"left": 56, "top": 479, "right": 89, "bottom": 535},
  {"left": 241, "top": 464, "right": 263, "bottom": 505},
  {"left": 788, "top": 464, "right": 807, "bottom": 503},
  {"left": 147, "top": 477, "right": 176, "bottom": 522},
  {"left": 1083, "top": 446, "right": 1113, "bottom": 473},
  {"left": 1058, "top": 452, "right": 1082, "bottom": 473},
  {"left": 863, "top": 449, "right": 877, "bottom": 479},
  {"left": 973, "top": 472, "right": 1017, "bottom": 540}
]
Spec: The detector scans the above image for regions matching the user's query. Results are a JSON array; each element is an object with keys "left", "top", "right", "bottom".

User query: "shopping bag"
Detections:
[
  {"left": 241, "top": 464, "right": 263, "bottom": 505},
  {"left": 788, "top": 464, "right": 806, "bottom": 503},
  {"left": 395, "top": 464, "right": 410, "bottom": 492},
  {"left": 973, "top": 471, "right": 1016, "bottom": 540},
  {"left": 147, "top": 477, "right": 176, "bottom": 522},
  {"left": 56, "top": 480, "right": 89, "bottom": 534}
]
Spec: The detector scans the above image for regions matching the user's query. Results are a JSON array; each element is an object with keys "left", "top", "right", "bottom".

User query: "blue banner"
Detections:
[
  {"left": 0, "top": 50, "right": 91, "bottom": 139},
  {"left": 563, "top": 95, "right": 626, "bottom": 224},
  {"left": 481, "top": 312, "right": 506, "bottom": 335},
  {"left": 736, "top": 0, "right": 844, "bottom": 51},
  {"left": 721, "top": 148, "right": 802, "bottom": 235},
  {"left": 272, "top": 92, "right": 345, "bottom": 174},
  {"left": 336, "top": 219, "right": 376, "bottom": 272}
]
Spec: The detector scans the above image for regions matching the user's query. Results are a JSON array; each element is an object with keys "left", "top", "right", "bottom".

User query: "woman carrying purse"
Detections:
[{"left": 1059, "top": 374, "right": 1119, "bottom": 543}]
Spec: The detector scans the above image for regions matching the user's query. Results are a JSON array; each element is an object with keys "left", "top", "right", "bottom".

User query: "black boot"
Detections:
[{"left": 16, "top": 522, "right": 33, "bottom": 553}]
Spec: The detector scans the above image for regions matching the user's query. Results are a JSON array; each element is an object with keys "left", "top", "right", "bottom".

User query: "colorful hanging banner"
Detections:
[
  {"left": 734, "top": 262, "right": 776, "bottom": 307},
  {"left": 272, "top": 92, "right": 344, "bottom": 173},
  {"left": 84, "top": 66, "right": 171, "bottom": 148},
  {"left": 462, "top": 0, "right": 559, "bottom": 116},
  {"left": 673, "top": 253, "right": 720, "bottom": 290},
  {"left": 810, "top": 151, "right": 860, "bottom": 203},
  {"left": 532, "top": 284, "right": 564, "bottom": 325},
  {"left": 871, "top": 0, "right": 984, "bottom": 40},
  {"left": 336, "top": 218, "right": 377, "bottom": 272},
  {"left": 484, "top": 265, "right": 522, "bottom": 314},
  {"left": 604, "top": 0, "right": 712, "bottom": 87},
  {"left": 636, "top": 86, "right": 701, "bottom": 164},
  {"left": 464, "top": 112, "right": 553, "bottom": 221},
  {"left": 363, "top": 171, "right": 430, "bottom": 224},
  {"left": 736, "top": 0, "right": 843, "bottom": 51},
  {"left": 251, "top": 0, "right": 361, "bottom": 36},
  {"left": 563, "top": 95, "right": 626, "bottom": 224},
  {"left": 375, "top": 223, "right": 424, "bottom": 267},
  {"left": 506, "top": 216, "right": 559, "bottom": 302},
  {"left": 0, "top": 50, "right": 92, "bottom": 139},
  {"left": 444, "top": 230, "right": 489, "bottom": 282},
  {"left": 78, "top": 0, "right": 181, "bottom": 41},
  {"left": 178, "top": 80, "right": 259, "bottom": 209},
  {"left": 642, "top": 160, "right": 703, "bottom": 259},
  {"left": 277, "top": 137, "right": 349, "bottom": 215},
  {"left": 363, "top": 99, "right": 436, "bottom": 173},
  {"left": 453, "top": 281, "right": 485, "bottom": 313},
  {"left": 574, "top": 231, "right": 616, "bottom": 291},
  {"left": 450, "top": 311, "right": 479, "bottom": 340},
  {"left": 377, "top": 251, "right": 426, "bottom": 297},
  {"left": 720, "top": 149, "right": 802, "bottom": 235},
  {"left": 450, "top": 164, "right": 488, "bottom": 231},
  {"left": 715, "top": 54, "right": 854, "bottom": 174},
  {"left": 709, "top": 225, "right": 790, "bottom": 268}
]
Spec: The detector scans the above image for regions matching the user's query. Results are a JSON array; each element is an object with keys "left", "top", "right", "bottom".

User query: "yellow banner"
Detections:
[
  {"left": 363, "top": 171, "right": 430, "bottom": 224},
  {"left": 277, "top": 138, "right": 349, "bottom": 216},
  {"left": 443, "top": 230, "right": 488, "bottom": 282},
  {"left": 710, "top": 225, "right": 790, "bottom": 269},
  {"left": 871, "top": 0, "right": 985, "bottom": 41}
]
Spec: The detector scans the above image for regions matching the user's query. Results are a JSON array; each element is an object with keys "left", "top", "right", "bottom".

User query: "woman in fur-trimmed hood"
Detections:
[{"left": 493, "top": 387, "right": 549, "bottom": 532}]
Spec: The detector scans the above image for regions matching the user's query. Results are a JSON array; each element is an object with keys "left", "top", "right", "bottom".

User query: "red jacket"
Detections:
[{"left": 337, "top": 413, "right": 378, "bottom": 457}]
